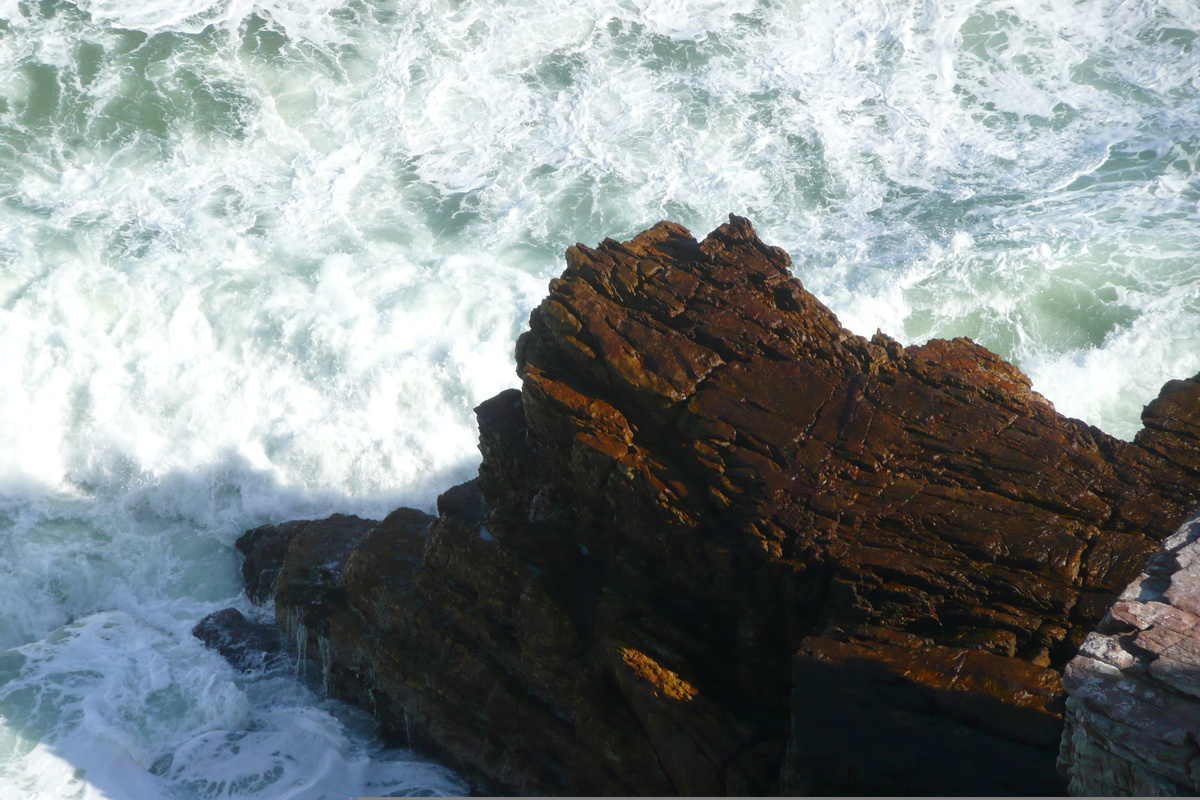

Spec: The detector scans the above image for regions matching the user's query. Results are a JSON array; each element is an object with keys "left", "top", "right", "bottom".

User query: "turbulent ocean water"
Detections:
[{"left": 0, "top": 0, "right": 1197, "bottom": 796}]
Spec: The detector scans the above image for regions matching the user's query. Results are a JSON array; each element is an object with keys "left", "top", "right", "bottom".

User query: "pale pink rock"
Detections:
[{"left": 1059, "top": 513, "right": 1200, "bottom": 794}]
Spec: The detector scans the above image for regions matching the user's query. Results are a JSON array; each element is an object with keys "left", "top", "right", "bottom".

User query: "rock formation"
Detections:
[
  {"left": 191, "top": 607, "right": 283, "bottom": 672},
  {"left": 217, "top": 217, "right": 1200, "bottom": 794},
  {"left": 1058, "top": 511, "right": 1200, "bottom": 795}
]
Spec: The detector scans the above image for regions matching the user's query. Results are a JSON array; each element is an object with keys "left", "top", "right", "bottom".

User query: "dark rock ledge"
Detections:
[{"left": 200, "top": 217, "right": 1200, "bottom": 795}]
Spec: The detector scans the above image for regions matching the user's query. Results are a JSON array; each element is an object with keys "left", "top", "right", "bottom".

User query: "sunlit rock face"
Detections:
[
  {"left": 223, "top": 218, "right": 1200, "bottom": 795},
  {"left": 1059, "top": 513, "right": 1200, "bottom": 796}
]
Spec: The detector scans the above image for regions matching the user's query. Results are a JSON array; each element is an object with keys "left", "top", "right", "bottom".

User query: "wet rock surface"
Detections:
[
  {"left": 1058, "top": 512, "right": 1200, "bottom": 795},
  {"left": 224, "top": 218, "right": 1200, "bottom": 794},
  {"left": 191, "top": 607, "right": 284, "bottom": 672}
]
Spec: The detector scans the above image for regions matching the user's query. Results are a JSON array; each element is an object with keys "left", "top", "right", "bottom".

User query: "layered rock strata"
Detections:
[
  {"left": 224, "top": 217, "right": 1200, "bottom": 794},
  {"left": 1058, "top": 512, "right": 1200, "bottom": 795}
]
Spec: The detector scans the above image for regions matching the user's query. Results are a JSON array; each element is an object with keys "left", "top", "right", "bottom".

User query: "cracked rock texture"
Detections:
[
  {"left": 1058, "top": 512, "right": 1200, "bottom": 795},
  {"left": 226, "top": 217, "right": 1200, "bottom": 794}
]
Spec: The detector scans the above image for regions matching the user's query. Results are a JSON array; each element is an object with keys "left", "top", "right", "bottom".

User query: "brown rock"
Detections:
[
  {"left": 784, "top": 637, "right": 1066, "bottom": 795},
  {"left": 230, "top": 217, "right": 1200, "bottom": 794},
  {"left": 235, "top": 513, "right": 377, "bottom": 605}
]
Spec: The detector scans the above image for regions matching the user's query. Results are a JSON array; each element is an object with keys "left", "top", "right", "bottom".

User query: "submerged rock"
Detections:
[{"left": 229, "top": 217, "right": 1200, "bottom": 794}]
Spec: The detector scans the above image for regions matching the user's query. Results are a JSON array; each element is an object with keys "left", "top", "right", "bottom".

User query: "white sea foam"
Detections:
[
  {"left": 0, "top": 611, "right": 465, "bottom": 798},
  {"left": 0, "top": 0, "right": 1198, "bottom": 796}
]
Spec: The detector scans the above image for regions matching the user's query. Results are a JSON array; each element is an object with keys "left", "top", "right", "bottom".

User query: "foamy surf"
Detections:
[{"left": 0, "top": 0, "right": 1198, "bottom": 796}]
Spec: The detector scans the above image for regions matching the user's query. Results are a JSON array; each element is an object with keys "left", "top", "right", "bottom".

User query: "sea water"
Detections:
[{"left": 0, "top": 1, "right": 1196, "bottom": 797}]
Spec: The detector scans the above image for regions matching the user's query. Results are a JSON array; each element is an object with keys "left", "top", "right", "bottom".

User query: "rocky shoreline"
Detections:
[{"left": 199, "top": 217, "right": 1200, "bottom": 794}]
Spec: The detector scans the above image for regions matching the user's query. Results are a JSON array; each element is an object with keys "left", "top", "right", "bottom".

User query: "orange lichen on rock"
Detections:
[{"left": 618, "top": 647, "right": 700, "bottom": 702}]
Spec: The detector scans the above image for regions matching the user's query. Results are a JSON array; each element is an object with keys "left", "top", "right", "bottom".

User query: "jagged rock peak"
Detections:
[{"left": 220, "top": 217, "right": 1200, "bottom": 795}]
